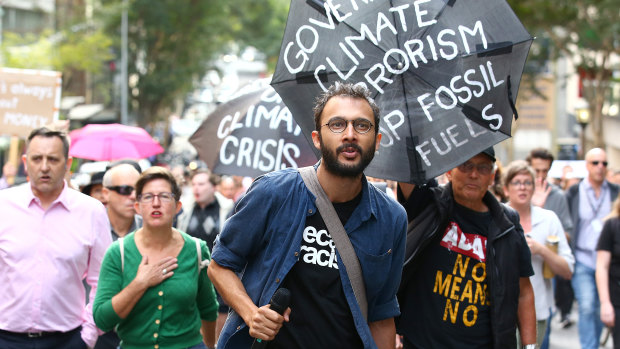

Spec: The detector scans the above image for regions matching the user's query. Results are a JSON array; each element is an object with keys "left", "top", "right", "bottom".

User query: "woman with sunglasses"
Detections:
[
  {"left": 503, "top": 160, "right": 574, "bottom": 347},
  {"left": 94, "top": 166, "right": 218, "bottom": 349},
  {"left": 596, "top": 194, "right": 620, "bottom": 349}
]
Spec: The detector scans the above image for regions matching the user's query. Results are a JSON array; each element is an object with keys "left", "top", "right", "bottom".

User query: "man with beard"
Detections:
[{"left": 208, "top": 83, "right": 407, "bottom": 349}]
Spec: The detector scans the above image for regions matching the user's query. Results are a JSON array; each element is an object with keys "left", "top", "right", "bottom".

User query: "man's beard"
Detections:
[{"left": 320, "top": 137, "right": 376, "bottom": 178}]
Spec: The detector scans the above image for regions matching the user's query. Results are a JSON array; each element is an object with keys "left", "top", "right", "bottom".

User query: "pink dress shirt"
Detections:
[{"left": 0, "top": 181, "right": 112, "bottom": 347}]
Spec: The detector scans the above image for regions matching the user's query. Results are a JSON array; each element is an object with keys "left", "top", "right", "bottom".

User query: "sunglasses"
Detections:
[
  {"left": 589, "top": 161, "right": 608, "bottom": 167},
  {"left": 457, "top": 161, "right": 494, "bottom": 175},
  {"left": 106, "top": 185, "right": 135, "bottom": 196}
]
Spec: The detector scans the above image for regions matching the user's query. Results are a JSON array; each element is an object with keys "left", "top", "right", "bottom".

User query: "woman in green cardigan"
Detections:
[{"left": 94, "top": 167, "right": 218, "bottom": 349}]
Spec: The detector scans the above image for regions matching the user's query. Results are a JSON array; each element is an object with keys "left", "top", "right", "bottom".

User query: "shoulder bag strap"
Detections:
[
  {"left": 194, "top": 237, "right": 210, "bottom": 270},
  {"left": 119, "top": 237, "right": 125, "bottom": 273},
  {"left": 299, "top": 166, "right": 368, "bottom": 321}
]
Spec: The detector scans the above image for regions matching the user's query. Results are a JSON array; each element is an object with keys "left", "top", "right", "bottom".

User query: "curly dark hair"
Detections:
[{"left": 312, "top": 82, "right": 380, "bottom": 133}]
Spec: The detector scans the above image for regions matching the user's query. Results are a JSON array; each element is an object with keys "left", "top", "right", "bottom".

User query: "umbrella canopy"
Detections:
[
  {"left": 189, "top": 84, "right": 318, "bottom": 178},
  {"left": 271, "top": 0, "right": 532, "bottom": 184},
  {"left": 69, "top": 123, "right": 164, "bottom": 161}
]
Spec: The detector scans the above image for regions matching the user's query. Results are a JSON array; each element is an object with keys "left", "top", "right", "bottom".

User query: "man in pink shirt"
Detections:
[{"left": 0, "top": 127, "right": 112, "bottom": 348}]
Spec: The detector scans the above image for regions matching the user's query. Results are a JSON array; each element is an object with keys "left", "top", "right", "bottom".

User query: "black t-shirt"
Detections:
[
  {"left": 402, "top": 203, "right": 493, "bottom": 349},
  {"left": 186, "top": 200, "right": 220, "bottom": 251},
  {"left": 597, "top": 217, "right": 620, "bottom": 306},
  {"left": 269, "top": 193, "right": 364, "bottom": 349}
]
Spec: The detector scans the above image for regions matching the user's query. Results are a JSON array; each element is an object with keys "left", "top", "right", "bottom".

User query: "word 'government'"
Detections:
[{"left": 283, "top": 0, "right": 507, "bottom": 132}]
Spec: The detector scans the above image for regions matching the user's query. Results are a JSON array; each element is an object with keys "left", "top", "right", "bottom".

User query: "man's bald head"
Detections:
[
  {"left": 103, "top": 163, "right": 141, "bottom": 187},
  {"left": 102, "top": 163, "right": 141, "bottom": 222},
  {"left": 585, "top": 148, "right": 608, "bottom": 186}
]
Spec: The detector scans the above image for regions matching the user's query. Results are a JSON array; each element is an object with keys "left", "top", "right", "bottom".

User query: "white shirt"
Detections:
[{"left": 526, "top": 206, "right": 575, "bottom": 320}]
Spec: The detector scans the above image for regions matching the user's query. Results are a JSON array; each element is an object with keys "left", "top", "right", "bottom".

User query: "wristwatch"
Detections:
[{"left": 523, "top": 345, "right": 537, "bottom": 349}]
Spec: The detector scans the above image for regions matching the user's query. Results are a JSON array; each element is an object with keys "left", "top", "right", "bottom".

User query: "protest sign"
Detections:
[
  {"left": 0, "top": 67, "right": 62, "bottom": 138},
  {"left": 190, "top": 85, "right": 317, "bottom": 178},
  {"left": 272, "top": 0, "right": 532, "bottom": 183}
]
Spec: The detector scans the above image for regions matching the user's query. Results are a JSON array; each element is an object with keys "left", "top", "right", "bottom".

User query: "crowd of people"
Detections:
[{"left": 1, "top": 82, "right": 620, "bottom": 349}]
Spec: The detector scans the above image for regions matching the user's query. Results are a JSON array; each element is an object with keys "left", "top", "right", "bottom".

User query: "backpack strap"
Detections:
[
  {"left": 194, "top": 237, "right": 210, "bottom": 270},
  {"left": 119, "top": 237, "right": 125, "bottom": 273}
]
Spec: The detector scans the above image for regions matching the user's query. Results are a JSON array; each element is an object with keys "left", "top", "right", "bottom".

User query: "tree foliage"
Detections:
[
  {"left": 226, "top": 0, "right": 290, "bottom": 70},
  {"left": 101, "top": 0, "right": 229, "bottom": 126},
  {"left": 100, "top": 0, "right": 290, "bottom": 127},
  {"left": 0, "top": 28, "right": 113, "bottom": 94},
  {"left": 508, "top": 0, "right": 620, "bottom": 148}
]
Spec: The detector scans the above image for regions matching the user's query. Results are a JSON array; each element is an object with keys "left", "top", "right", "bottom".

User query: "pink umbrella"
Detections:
[{"left": 69, "top": 123, "right": 164, "bottom": 161}]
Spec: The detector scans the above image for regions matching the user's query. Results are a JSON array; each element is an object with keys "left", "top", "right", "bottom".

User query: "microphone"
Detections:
[{"left": 251, "top": 288, "right": 291, "bottom": 349}]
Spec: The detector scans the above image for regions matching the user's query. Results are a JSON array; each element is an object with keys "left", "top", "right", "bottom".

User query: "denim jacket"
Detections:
[{"left": 211, "top": 167, "right": 407, "bottom": 349}]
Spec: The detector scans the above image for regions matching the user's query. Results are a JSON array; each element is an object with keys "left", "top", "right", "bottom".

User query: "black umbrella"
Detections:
[
  {"left": 271, "top": 0, "right": 532, "bottom": 183},
  {"left": 189, "top": 83, "right": 318, "bottom": 178}
]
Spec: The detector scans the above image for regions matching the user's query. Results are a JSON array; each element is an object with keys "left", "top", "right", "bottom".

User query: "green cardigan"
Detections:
[{"left": 93, "top": 231, "right": 219, "bottom": 349}]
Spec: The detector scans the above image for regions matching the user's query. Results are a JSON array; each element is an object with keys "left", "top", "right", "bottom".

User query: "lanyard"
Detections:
[{"left": 585, "top": 185, "right": 607, "bottom": 218}]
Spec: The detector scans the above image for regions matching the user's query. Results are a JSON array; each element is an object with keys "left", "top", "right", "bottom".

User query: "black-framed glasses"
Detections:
[
  {"left": 138, "top": 192, "right": 175, "bottom": 203},
  {"left": 106, "top": 185, "right": 135, "bottom": 196},
  {"left": 321, "top": 117, "right": 374, "bottom": 134},
  {"left": 509, "top": 180, "right": 534, "bottom": 188},
  {"left": 457, "top": 162, "right": 494, "bottom": 175},
  {"left": 589, "top": 161, "right": 608, "bottom": 167}
]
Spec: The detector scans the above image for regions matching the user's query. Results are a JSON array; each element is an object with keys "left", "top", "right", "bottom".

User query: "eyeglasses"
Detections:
[
  {"left": 457, "top": 162, "right": 494, "bottom": 175},
  {"left": 106, "top": 185, "right": 135, "bottom": 196},
  {"left": 589, "top": 161, "right": 608, "bottom": 167},
  {"left": 509, "top": 180, "right": 533, "bottom": 188},
  {"left": 138, "top": 192, "right": 175, "bottom": 203},
  {"left": 321, "top": 117, "right": 374, "bottom": 134}
]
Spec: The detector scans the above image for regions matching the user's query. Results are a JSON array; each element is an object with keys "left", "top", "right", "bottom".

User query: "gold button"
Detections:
[
  {"left": 294, "top": 252, "right": 299, "bottom": 257},
  {"left": 236, "top": 325, "right": 241, "bottom": 330},
  {"left": 158, "top": 291, "right": 163, "bottom": 296},
  {"left": 275, "top": 278, "right": 280, "bottom": 283},
  {"left": 308, "top": 209, "right": 312, "bottom": 214},
  {"left": 158, "top": 305, "right": 162, "bottom": 310},
  {"left": 155, "top": 319, "right": 160, "bottom": 325},
  {"left": 153, "top": 333, "right": 158, "bottom": 338},
  {"left": 154, "top": 345, "right": 159, "bottom": 349}
]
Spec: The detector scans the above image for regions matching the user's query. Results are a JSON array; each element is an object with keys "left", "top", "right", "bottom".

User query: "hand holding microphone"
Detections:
[{"left": 250, "top": 288, "right": 291, "bottom": 349}]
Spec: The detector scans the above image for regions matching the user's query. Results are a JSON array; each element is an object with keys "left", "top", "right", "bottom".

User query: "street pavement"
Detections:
[{"left": 548, "top": 308, "right": 614, "bottom": 349}]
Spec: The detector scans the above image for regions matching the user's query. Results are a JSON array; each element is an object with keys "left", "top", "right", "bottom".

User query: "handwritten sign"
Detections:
[
  {"left": 190, "top": 86, "right": 317, "bottom": 177},
  {"left": 273, "top": 0, "right": 530, "bottom": 183},
  {"left": 0, "top": 68, "right": 62, "bottom": 138}
]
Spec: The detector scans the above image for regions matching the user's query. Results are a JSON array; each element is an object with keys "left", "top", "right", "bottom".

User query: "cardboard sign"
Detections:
[{"left": 0, "top": 68, "right": 62, "bottom": 138}]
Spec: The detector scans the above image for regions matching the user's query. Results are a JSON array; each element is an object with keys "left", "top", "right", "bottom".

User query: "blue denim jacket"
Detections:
[{"left": 211, "top": 168, "right": 407, "bottom": 349}]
